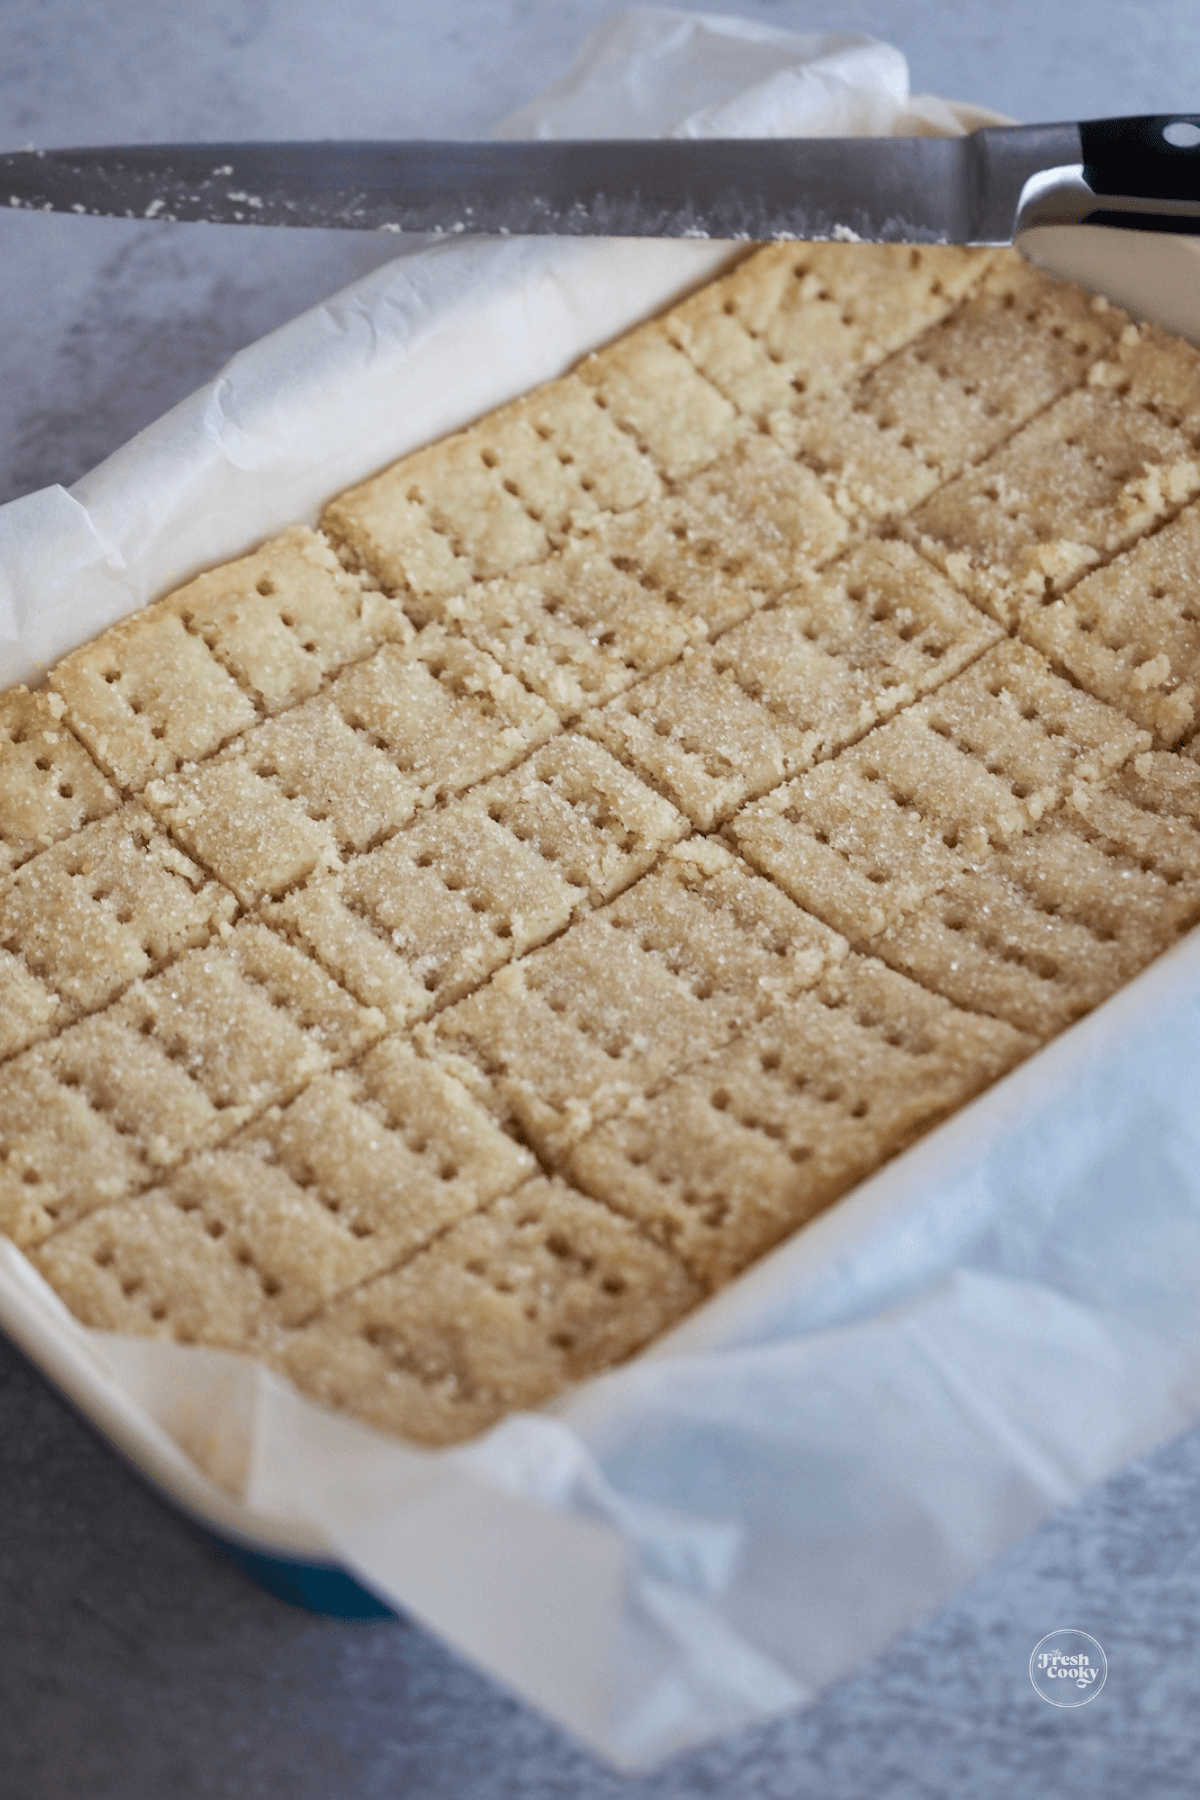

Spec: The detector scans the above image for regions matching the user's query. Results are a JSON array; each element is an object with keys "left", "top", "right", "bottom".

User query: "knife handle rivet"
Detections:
[{"left": 1162, "top": 121, "right": 1200, "bottom": 149}]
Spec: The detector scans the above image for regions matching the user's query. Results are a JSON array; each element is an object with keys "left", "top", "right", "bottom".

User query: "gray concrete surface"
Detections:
[{"left": 4, "top": 4, "right": 1200, "bottom": 1795}]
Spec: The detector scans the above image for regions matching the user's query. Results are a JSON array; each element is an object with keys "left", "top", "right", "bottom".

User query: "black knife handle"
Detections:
[{"left": 1080, "top": 115, "right": 1200, "bottom": 199}]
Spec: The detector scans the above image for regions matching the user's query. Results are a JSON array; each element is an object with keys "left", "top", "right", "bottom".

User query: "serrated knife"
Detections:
[{"left": 3, "top": 117, "right": 1200, "bottom": 243}]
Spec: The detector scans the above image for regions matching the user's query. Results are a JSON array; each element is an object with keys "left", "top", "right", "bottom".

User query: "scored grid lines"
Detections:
[
  {"left": 7, "top": 244, "right": 1200, "bottom": 1445},
  {"left": 0, "top": 288, "right": 1173, "bottom": 1080},
  {"left": 0, "top": 282, "right": 1158, "bottom": 1051}
]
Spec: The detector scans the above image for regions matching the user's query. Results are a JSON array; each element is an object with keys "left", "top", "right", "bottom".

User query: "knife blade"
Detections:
[{"left": 3, "top": 118, "right": 1199, "bottom": 244}]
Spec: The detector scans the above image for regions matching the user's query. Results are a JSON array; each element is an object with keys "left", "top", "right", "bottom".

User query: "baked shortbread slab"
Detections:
[{"left": 5, "top": 243, "right": 1200, "bottom": 1446}]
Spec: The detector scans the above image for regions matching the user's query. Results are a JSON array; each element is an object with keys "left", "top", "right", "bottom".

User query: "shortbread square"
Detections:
[
  {"left": 0, "top": 947, "right": 61, "bottom": 1062},
  {"left": 274, "top": 1176, "right": 702, "bottom": 1445},
  {"left": 323, "top": 426, "right": 551, "bottom": 610},
  {"left": 330, "top": 630, "right": 557, "bottom": 801},
  {"left": 897, "top": 638, "right": 1149, "bottom": 813},
  {"left": 50, "top": 607, "right": 260, "bottom": 792},
  {"left": 106, "top": 924, "right": 381, "bottom": 1123},
  {"left": 875, "top": 858, "right": 1138, "bottom": 1039},
  {"left": 584, "top": 436, "right": 848, "bottom": 638},
  {"left": 584, "top": 649, "right": 808, "bottom": 830},
  {"left": 233, "top": 693, "right": 423, "bottom": 853},
  {"left": 460, "top": 733, "right": 688, "bottom": 907},
  {"left": 161, "top": 527, "right": 405, "bottom": 715},
  {"left": 729, "top": 754, "right": 971, "bottom": 944},
  {"left": 660, "top": 255, "right": 815, "bottom": 423},
  {"left": 445, "top": 407, "right": 604, "bottom": 542},
  {"left": 0, "top": 686, "right": 117, "bottom": 876},
  {"left": 346, "top": 805, "right": 574, "bottom": 1003},
  {"left": 34, "top": 1098, "right": 523, "bottom": 1342},
  {"left": 259, "top": 878, "right": 430, "bottom": 1032},
  {"left": 433, "top": 841, "right": 844, "bottom": 1161},
  {"left": 772, "top": 390, "right": 944, "bottom": 528},
  {"left": 671, "top": 242, "right": 995, "bottom": 421},
  {"left": 585, "top": 506, "right": 762, "bottom": 639},
  {"left": 879, "top": 779, "right": 1200, "bottom": 1037},
  {"left": 606, "top": 837, "right": 847, "bottom": 1024},
  {"left": 1017, "top": 501, "right": 1200, "bottom": 747},
  {"left": 1052, "top": 767, "right": 1200, "bottom": 939},
  {"left": 32, "top": 1164, "right": 287, "bottom": 1345},
  {"left": 576, "top": 321, "right": 742, "bottom": 480},
  {"left": 432, "top": 931, "right": 731, "bottom": 1164},
  {"left": 882, "top": 756, "right": 1200, "bottom": 1033},
  {"left": 0, "top": 805, "right": 235, "bottom": 1016},
  {"left": 907, "top": 385, "right": 1200, "bottom": 624},
  {"left": 729, "top": 641, "right": 1146, "bottom": 942},
  {"left": 323, "top": 375, "right": 664, "bottom": 620},
  {"left": 0, "top": 1048, "right": 149, "bottom": 1248},
  {"left": 44, "top": 1008, "right": 235, "bottom": 1171},
  {"left": 448, "top": 542, "right": 702, "bottom": 719},
  {"left": 570, "top": 958, "right": 1029, "bottom": 1287},
  {"left": 145, "top": 756, "right": 339, "bottom": 907},
  {"left": 502, "top": 373, "right": 663, "bottom": 514},
  {"left": 236, "top": 1038, "right": 534, "bottom": 1274},
  {"left": 261, "top": 799, "right": 580, "bottom": 1025},
  {"left": 780, "top": 256, "right": 1129, "bottom": 525},
  {"left": 711, "top": 539, "right": 1001, "bottom": 754}
]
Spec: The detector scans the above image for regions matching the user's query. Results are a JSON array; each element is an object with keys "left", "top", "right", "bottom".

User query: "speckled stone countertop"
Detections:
[{"left": 4, "top": 6, "right": 1200, "bottom": 1795}]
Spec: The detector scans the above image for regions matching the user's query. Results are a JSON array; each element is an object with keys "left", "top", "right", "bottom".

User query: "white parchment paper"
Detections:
[{"left": 3, "top": 8, "right": 1200, "bottom": 1769}]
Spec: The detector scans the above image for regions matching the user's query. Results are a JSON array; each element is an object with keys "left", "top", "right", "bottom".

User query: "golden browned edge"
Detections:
[{"left": 5, "top": 240, "right": 1200, "bottom": 1449}]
